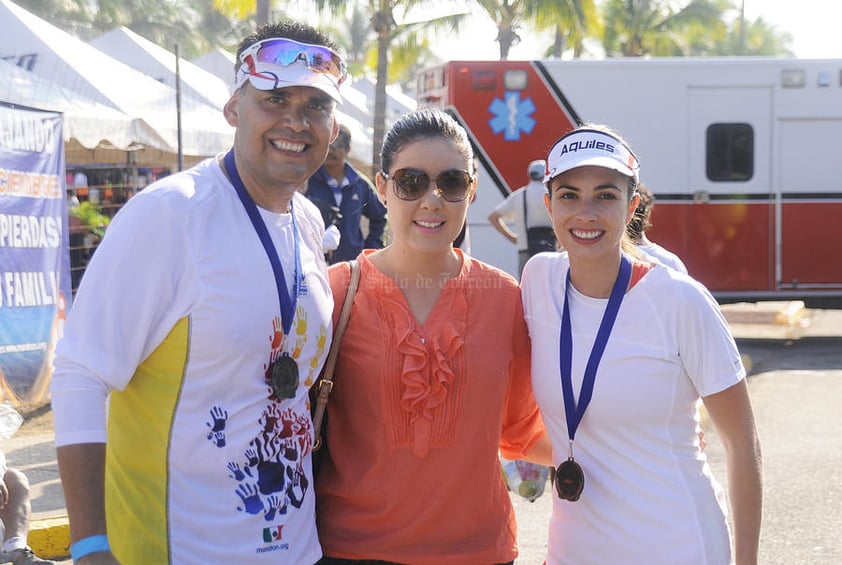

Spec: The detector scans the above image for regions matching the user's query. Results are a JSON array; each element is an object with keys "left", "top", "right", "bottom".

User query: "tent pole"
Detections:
[{"left": 175, "top": 44, "right": 184, "bottom": 172}]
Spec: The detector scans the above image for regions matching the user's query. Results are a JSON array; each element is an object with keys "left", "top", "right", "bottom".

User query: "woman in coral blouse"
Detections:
[{"left": 315, "top": 108, "right": 550, "bottom": 565}]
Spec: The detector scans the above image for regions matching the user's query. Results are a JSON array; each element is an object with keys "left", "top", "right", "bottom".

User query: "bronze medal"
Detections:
[
  {"left": 269, "top": 354, "right": 299, "bottom": 400},
  {"left": 555, "top": 457, "right": 585, "bottom": 502}
]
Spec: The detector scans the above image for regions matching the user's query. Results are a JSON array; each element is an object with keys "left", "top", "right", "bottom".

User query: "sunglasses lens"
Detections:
[
  {"left": 249, "top": 38, "right": 346, "bottom": 84},
  {"left": 389, "top": 169, "right": 471, "bottom": 202},
  {"left": 392, "top": 169, "right": 430, "bottom": 200},
  {"left": 436, "top": 170, "right": 471, "bottom": 202}
]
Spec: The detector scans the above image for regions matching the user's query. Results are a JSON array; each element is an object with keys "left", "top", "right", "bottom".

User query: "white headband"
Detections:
[{"left": 545, "top": 129, "right": 640, "bottom": 184}]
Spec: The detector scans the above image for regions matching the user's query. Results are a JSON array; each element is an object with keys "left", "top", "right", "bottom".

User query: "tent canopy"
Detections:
[
  {"left": 0, "top": 58, "right": 170, "bottom": 156},
  {"left": 192, "top": 47, "right": 237, "bottom": 95},
  {"left": 0, "top": 0, "right": 233, "bottom": 163},
  {"left": 90, "top": 27, "right": 232, "bottom": 110}
]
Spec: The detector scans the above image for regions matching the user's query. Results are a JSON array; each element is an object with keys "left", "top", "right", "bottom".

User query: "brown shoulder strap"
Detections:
[{"left": 312, "top": 259, "right": 360, "bottom": 447}]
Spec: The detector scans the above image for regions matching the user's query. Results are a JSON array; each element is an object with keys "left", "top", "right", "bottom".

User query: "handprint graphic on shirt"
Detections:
[{"left": 205, "top": 406, "right": 228, "bottom": 447}]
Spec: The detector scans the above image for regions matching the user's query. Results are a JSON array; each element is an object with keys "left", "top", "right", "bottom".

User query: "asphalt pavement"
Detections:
[{"left": 3, "top": 303, "right": 841, "bottom": 564}]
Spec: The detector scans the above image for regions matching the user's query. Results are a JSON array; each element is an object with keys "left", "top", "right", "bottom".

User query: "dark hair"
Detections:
[
  {"left": 234, "top": 21, "right": 341, "bottom": 80},
  {"left": 333, "top": 123, "right": 352, "bottom": 148},
  {"left": 380, "top": 109, "right": 473, "bottom": 173},
  {"left": 627, "top": 182, "right": 654, "bottom": 242}
]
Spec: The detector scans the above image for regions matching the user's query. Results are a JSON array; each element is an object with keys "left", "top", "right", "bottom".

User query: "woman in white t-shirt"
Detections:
[{"left": 521, "top": 124, "right": 762, "bottom": 565}]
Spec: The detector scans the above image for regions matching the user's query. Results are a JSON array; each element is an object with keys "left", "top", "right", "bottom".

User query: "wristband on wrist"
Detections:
[{"left": 70, "top": 534, "right": 110, "bottom": 562}]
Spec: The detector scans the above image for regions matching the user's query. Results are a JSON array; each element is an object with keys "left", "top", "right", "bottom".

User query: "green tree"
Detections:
[
  {"left": 471, "top": 0, "right": 594, "bottom": 60},
  {"left": 318, "top": 5, "right": 375, "bottom": 78},
  {"left": 19, "top": 0, "right": 236, "bottom": 58},
  {"left": 314, "top": 0, "right": 467, "bottom": 173},
  {"left": 720, "top": 15, "right": 793, "bottom": 56},
  {"left": 601, "top": 0, "right": 729, "bottom": 57},
  {"left": 213, "top": 0, "right": 270, "bottom": 26},
  {"left": 524, "top": 0, "right": 599, "bottom": 58},
  {"left": 470, "top": 0, "right": 525, "bottom": 60}
]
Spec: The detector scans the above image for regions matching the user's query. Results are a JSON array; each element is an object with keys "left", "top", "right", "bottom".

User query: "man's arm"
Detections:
[
  {"left": 488, "top": 210, "right": 517, "bottom": 244},
  {"left": 57, "top": 443, "right": 107, "bottom": 540},
  {"left": 57, "top": 443, "right": 119, "bottom": 563}
]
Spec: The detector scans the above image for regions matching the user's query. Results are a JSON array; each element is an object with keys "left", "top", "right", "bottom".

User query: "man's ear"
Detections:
[
  {"left": 544, "top": 192, "right": 552, "bottom": 215},
  {"left": 329, "top": 118, "right": 340, "bottom": 144},
  {"left": 223, "top": 92, "right": 239, "bottom": 127}
]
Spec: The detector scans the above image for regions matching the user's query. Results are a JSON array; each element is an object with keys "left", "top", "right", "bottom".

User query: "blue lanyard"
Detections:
[
  {"left": 559, "top": 255, "right": 631, "bottom": 445},
  {"left": 223, "top": 149, "right": 301, "bottom": 335}
]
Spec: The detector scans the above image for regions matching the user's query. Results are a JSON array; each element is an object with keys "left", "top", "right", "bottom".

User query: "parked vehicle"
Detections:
[{"left": 416, "top": 58, "right": 842, "bottom": 302}]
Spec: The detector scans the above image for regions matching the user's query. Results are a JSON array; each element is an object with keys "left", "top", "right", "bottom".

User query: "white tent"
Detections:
[
  {"left": 90, "top": 27, "right": 232, "bottom": 110},
  {"left": 192, "top": 47, "right": 237, "bottom": 94},
  {"left": 0, "top": 58, "right": 169, "bottom": 156},
  {"left": 0, "top": 0, "right": 233, "bottom": 165},
  {"left": 350, "top": 76, "right": 417, "bottom": 124}
]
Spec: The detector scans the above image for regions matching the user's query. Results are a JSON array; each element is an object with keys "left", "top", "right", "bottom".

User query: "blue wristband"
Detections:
[{"left": 70, "top": 534, "right": 110, "bottom": 562}]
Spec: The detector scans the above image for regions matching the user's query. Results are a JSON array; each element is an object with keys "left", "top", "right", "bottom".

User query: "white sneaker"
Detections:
[{"left": 1, "top": 547, "right": 55, "bottom": 565}]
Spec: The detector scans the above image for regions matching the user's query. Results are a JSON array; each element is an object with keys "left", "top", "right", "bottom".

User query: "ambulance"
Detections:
[{"left": 416, "top": 58, "right": 842, "bottom": 303}]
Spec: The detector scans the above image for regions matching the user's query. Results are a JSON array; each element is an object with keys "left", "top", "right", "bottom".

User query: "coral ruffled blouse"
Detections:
[{"left": 316, "top": 250, "right": 545, "bottom": 565}]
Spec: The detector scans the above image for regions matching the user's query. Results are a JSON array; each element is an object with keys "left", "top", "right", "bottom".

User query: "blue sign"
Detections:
[{"left": 0, "top": 103, "right": 71, "bottom": 402}]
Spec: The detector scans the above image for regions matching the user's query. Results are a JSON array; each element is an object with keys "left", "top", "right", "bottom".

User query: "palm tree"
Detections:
[
  {"left": 601, "top": 0, "right": 729, "bottom": 57},
  {"left": 523, "top": 0, "right": 599, "bottom": 58},
  {"left": 20, "top": 0, "right": 236, "bottom": 58},
  {"left": 319, "top": 5, "right": 374, "bottom": 77},
  {"left": 471, "top": 0, "right": 600, "bottom": 61},
  {"left": 213, "top": 0, "right": 271, "bottom": 26},
  {"left": 720, "top": 15, "right": 793, "bottom": 56},
  {"left": 470, "top": 0, "right": 527, "bottom": 60},
  {"left": 314, "top": 0, "right": 467, "bottom": 172}
]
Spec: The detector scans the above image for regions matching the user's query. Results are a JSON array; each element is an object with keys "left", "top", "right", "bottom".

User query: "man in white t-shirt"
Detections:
[
  {"left": 488, "top": 159, "right": 556, "bottom": 276},
  {"left": 51, "top": 21, "right": 347, "bottom": 564}
]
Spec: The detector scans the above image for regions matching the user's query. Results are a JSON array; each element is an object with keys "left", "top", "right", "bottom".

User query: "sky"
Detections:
[{"left": 425, "top": 0, "right": 842, "bottom": 61}]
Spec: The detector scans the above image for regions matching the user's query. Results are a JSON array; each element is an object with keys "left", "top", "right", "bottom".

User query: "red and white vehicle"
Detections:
[{"left": 416, "top": 58, "right": 842, "bottom": 302}]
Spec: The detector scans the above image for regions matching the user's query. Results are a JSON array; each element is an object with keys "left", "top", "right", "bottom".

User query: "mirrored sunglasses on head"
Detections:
[
  {"left": 239, "top": 37, "right": 348, "bottom": 86},
  {"left": 383, "top": 168, "right": 473, "bottom": 202}
]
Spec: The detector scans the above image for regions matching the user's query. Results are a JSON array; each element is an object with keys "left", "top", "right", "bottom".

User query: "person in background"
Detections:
[
  {"left": 51, "top": 21, "right": 345, "bottom": 564},
  {"left": 521, "top": 124, "right": 762, "bottom": 564},
  {"left": 315, "top": 108, "right": 550, "bottom": 565},
  {"left": 300, "top": 187, "right": 342, "bottom": 257},
  {"left": 0, "top": 455, "right": 54, "bottom": 565},
  {"left": 626, "top": 182, "right": 688, "bottom": 274},
  {"left": 306, "top": 123, "right": 387, "bottom": 264},
  {"left": 72, "top": 169, "right": 89, "bottom": 201},
  {"left": 488, "top": 159, "right": 555, "bottom": 277}
]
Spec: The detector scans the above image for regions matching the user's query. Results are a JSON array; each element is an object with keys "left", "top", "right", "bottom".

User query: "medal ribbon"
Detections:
[
  {"left": 559, "top": 255, "right": 631, "bottom": 444},
  {"left": 223, "top": 149, "right": 301, "bottom": 335}
]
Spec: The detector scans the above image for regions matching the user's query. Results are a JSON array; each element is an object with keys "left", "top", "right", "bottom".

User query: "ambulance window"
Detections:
[
  {"left": 706, "top": 123, "right": 753, "bottom": 182},
  {"left": 503, "top": 70, "right": 528, "bottom": 90},
  {"left": 472, "top": 70, "right": 497, "bottom": 90}
]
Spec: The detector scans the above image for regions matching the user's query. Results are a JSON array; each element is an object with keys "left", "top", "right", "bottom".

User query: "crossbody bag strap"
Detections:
[{"left": 312, "top": 259, "right": 360, "bottom": 449}]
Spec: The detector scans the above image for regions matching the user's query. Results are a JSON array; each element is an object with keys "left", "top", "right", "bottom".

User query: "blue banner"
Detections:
[{"left": 0, "top": 103, "right": 70, "bottom": 403}]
